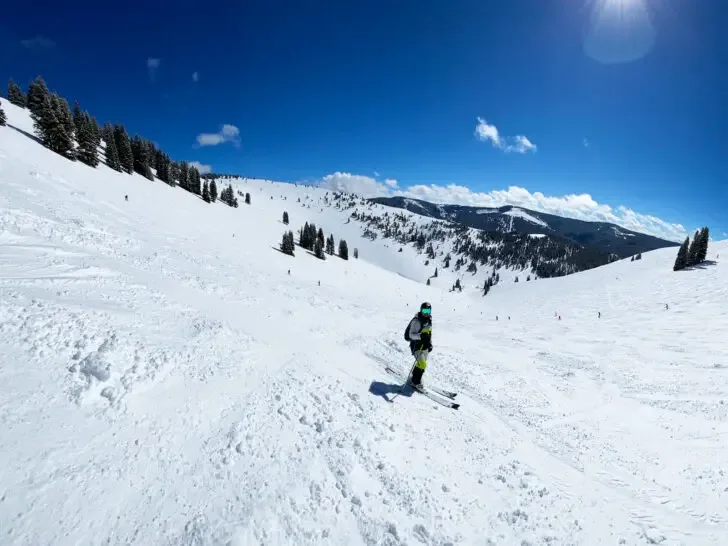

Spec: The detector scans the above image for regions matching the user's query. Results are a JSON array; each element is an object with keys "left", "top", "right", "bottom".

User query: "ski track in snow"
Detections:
[{"left": 1, "top": 97, "right": 728, "bottom": 544}]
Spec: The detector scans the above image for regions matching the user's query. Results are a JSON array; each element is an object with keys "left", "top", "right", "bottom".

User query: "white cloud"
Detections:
[
  {"left": 312, "top": 172, "right": 686, "bottom": 241},
  {"left": 317, "top": 172, "right": 398, "bottom": 198},
  {"left": 196, "top": 124, "right": 240, "bottom": 147},
  {"left": 192, "top": 71, "right": 199, "bottom": 82},
  {"left": 511, "top": 135, "right": 537, "bottom": 154},
  {"left": 20, "top": 35, "right": 56, "bottom": 49},
  {"left": 583, "top": 138, "right": 590, "bottom": 148},
  {"left": 398, "top": 184, "right": 686, "bottom": 242},
  {"left": 475, "top": 118, "right": 537, "bottom": 154},
  {"left": 147, "top": 58, "right": 161, "bottom": 81},
  {"left": 189, "top": 161, "right": 212, "bottom": 174}
]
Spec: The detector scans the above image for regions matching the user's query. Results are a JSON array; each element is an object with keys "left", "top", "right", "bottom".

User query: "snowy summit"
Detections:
[{"left": 1, "top": 91, "right": 728, "bottom": 545}]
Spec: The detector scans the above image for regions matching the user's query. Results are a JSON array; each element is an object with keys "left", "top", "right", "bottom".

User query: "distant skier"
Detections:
[{"left": 404, "top": 302, "right": 433, "bottom": 389}]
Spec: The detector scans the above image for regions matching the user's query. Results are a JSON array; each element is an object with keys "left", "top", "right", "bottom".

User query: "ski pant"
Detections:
[{"left": 413, "top": 349, "right": 429, "bottom": 371}]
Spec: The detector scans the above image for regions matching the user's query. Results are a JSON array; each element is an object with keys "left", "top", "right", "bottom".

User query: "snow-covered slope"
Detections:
[{"left": 2, "top": 97, "right": 728, "bottom": 545}]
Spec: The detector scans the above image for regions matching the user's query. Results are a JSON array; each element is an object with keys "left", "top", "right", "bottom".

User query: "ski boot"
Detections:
[{"left": 410, "top": 367, "right": 425, "bottom": 391}]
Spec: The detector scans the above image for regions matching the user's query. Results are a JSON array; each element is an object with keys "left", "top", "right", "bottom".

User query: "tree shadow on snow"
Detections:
[
  {"left": 680, "top": 260, "right": 718, "bottom": 271},
  {"left": 7, "top": 124, "right": 43, "bottom": 145},
  {"left": 369, "top": 381, "right": 412, "bottom": 403},
  {"left": 271, "top": 246, "right": 294, "bottom": 257}
]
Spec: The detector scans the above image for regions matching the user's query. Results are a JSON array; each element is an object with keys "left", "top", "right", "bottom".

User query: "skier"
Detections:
[{"left": 405, "top": 302, "right": 433, "bottom": 389}]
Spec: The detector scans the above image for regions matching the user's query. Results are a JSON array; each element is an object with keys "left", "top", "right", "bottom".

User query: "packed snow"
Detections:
[
  {"left": 613, "top": 226, "right": 636, "bottom": 238},
  {"left": 503, "top": 207, "right": 549, "bottom": 229},
  {"left": 1, "top": 97, "right": 728, "bottom": 545}
]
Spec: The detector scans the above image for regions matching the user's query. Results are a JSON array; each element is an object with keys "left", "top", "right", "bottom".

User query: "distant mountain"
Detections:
[{"left": 369, "top": 196, "right": 678, "bottom": 265}]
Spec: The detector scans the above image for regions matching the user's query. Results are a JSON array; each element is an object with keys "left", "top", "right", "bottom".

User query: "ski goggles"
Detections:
[{"left": 420, "top": 308, "right": 431, "bottom": 315}]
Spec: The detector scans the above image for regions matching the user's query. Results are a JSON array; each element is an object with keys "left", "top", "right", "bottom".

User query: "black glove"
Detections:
[{"left": 427, "top": 343, "right": 433, "bottom": 352}]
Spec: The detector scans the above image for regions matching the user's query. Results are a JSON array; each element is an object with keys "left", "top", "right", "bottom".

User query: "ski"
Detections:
[
  {"left": 384, "top": 366, "right": 460, "bottom": 410},
  {"left": 384, "top": 366, "right": 457, "bottom": 399},
  {"left": 416, "top": 387, "right": 460, "bottom": 410}
]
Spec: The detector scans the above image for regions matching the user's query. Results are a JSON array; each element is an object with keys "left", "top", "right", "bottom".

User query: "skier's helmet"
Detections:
[{"left": 419, "top": 302, "right": 432, "bottom": 316}]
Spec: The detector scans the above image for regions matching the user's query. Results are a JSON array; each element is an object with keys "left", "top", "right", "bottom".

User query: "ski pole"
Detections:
[{"left": 390, "top": 361, "right": 416, "bottom": 403}]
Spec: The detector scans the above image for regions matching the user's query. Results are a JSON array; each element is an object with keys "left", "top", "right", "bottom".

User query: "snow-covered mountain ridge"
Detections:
[
  {"left": 2, "top": 97, "right": 728, "bottom": 545},
  {"left": 370, "top": 196, "right": 679, "bottom": 277}
]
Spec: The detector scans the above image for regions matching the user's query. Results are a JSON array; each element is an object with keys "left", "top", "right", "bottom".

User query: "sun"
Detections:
[{"left": 583, "top": 0, "right": 657, "bottom": 64}]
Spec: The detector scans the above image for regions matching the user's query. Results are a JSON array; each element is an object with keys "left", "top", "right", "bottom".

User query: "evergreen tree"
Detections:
[
  {"left": 155, "top": 151, "right": 170, "bottom": 184},
  {"left": 7, "top": 79, "right": 26, "bottom": 107},
  {"left": 179, "top": 161, "right": 189, "bottom": 190},
  {"left": 194, "top": 167, "right": 202, "bottom": 195},
  {"left": 300, "top": 222, "right": 310, "bottom": 248},
  {"left": 102, "top": 123, "right": 121, "bottom": 171},
  {"left": 186, "top": 168, "right": 194, "bottom": 193},
  {"left": 26, "top": 76, "right": 49, "bottom": 118},
  {"left": 354, "top": 248, "right": 359, "bottom": 259},
  {"left": 326, "top": 234, "right": 335, "bottom": 255},
  {"left": 76, "top": 112, "right": 99, "bottom": 167},
  {"left": 210, "top": 179, "right": 218, "bottom": 202},
  {"left": 314, "top": 237, "right": 325, "bottom": 260},
  {"left": 228, "top": 184, "right": 238, "bottom": 206},
  {"left": 52, "top": 94, "right": 75, "bottom": 146},
  {"left": 72, "top": 101, "right": 84, "bottom": 134},
  {"left": 245, "top": 192, "right": 251, "bottom": 205},
  {"left": 33, "top": 94, "right": 74, "bottom": 157},
  {"left": 427, "top": 278, "right": 431, "bottom": 286},
  {"left": 339, "top": 239, "right": 349, "bottom": 260},
  {"left": 687, "top": 230, "right": 701, "bottom": 266},
  {"left": 169, "top": 161, "right": 180, "bottom": 185},
  {"left": 317, "top": 227, "right": 325, "bottom": 250},
  {"left": 0, "top": 104, "right": 6, "bottom": 126},
  {"left": 281, "top": 231, "right": 295, "bottom": 256},
  {"left": 113, "top": 124, "right": 134, "bottom": 174},
  {"left": 130, "top": 135, "right": 153, "bottom": 180},
  {"left": 283, "top": 211, "right": 289, "bottom": 224},
  {"left": 202, "top": 180, "right": 211, "bottom": 202},
  {"left": 89, "top": 116, "right": 101, "bottom": 149},
  {"left": 698, "top": 226, "right": 710, "bottom": 263},
  {"left": 434, "top": 267, "right": 438, "bottom": 277},
  {"left": 299, "top": 222, "right": 319, "bottom": 250},
  {"left": 630, "top": 256, "right": 635, "bottom": 262},
  {"left": 308, "top": 224, "right": 317, "bottom": 250},
  {"left": 673, "top": 236, "right": 689, "bottom": 271},
  {"left": 186, "top": 166, "right": 201, "bottom": 195}
]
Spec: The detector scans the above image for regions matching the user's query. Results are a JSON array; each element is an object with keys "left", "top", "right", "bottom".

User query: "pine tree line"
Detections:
[
  {"left": 673, "top": 227, "right": 710, "bottom": 271},
  {"left": 4, "top": 75, "right": 238, "bottom": 208}
]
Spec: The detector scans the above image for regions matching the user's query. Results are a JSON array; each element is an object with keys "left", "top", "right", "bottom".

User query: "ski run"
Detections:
[{"left": 1, "top": 97, "right": 728, "bottom": 545}]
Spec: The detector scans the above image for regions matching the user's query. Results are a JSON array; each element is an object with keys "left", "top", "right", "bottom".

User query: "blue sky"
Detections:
[{"left": 2, "top": 0, "right": 726, "bottom": 241}]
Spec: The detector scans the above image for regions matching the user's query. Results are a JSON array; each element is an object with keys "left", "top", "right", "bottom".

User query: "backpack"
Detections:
[{"left": 404, "top": 318, "right": 413, "bottom": 341}]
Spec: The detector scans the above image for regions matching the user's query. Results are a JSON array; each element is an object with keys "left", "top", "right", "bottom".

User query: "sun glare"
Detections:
[{"left": 583, "top": 0, "right": 657, "bottom": 64}]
